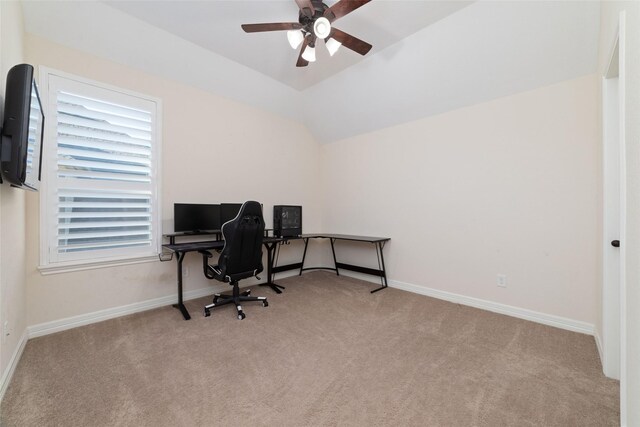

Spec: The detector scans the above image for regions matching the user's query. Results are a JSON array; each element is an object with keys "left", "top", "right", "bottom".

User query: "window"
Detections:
[{"left": 39, "top": 68, "right": 161, "bottom": 272}]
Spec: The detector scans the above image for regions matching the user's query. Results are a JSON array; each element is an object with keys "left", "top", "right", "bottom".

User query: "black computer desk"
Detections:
[
  {"left": 271, "top": 234, "right": 391, "bottom": 293},
  {"left": 299, "top": 233, "right": 391, "bottom": 293},
  {"left": 163, "top": 233, "right": 391, "bottom": 320},
  {"left": 162, "top": 235, "right": 285, "bottom": 320},
  {"left": 303, "top": 234, "right": 390, "bottom": 293}
]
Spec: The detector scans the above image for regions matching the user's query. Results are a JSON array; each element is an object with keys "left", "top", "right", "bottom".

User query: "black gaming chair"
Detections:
[{"left": 200, "top": 201, "right": 268, "bottom": 320}]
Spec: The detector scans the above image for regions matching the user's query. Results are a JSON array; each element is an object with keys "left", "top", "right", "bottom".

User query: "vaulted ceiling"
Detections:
[
  {"left": 105, "top": 0, "right": 473, "bottom": 91},
  {"left": 21, "top": 1, "right": 601, "bottom": 143}
]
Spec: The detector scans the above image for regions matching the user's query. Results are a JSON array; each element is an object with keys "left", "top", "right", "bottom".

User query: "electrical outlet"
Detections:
[
  {"left": 497, "top": 274, "right": 507, "bottom": 288},
  {"left": 183, "top": 266, "right": 189, "bottom": 277}
]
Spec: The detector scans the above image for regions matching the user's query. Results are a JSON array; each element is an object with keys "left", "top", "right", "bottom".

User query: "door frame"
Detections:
[{"left": 601, "top": 10, "right": 626, "bottom": 424}]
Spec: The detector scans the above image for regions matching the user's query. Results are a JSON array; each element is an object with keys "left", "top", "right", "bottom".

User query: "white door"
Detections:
[{"left": 602, "top": 63, "right": 621, "bottom": 380}]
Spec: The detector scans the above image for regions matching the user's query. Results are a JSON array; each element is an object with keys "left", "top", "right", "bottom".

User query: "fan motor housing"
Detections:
[{"left": 298, "top": 1, "right": 329, "bottom": 24}]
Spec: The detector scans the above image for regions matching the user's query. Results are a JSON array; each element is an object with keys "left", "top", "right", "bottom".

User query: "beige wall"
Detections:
[
  {"left": 321, "top": 74, "right": 601, "bottom": 325},
  {"left": 22, "top": 28, "right": 602, "bottom": 333},
  {"left": 0, "top": 0, "right": 27, "bottom": 390},
  {"left": 23, "top": 34, "right": 322, "bottom": 326},
  {"left": 598, "top": 1, "right": 640, "bottom": 424}
]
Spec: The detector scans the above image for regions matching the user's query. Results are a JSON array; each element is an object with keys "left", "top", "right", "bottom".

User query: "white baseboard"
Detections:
[
  {"left": 594, "top": 331, "right": 604, "bottom": 364},
  {"left": 0, "top": 329, "right": 28, "bottom": 403},
  {"left": 389, "top": 278, "right": 595, "bottom": 335},
  {"left": 25, "top": 271, "right": 302, "bottom": 339},
  {"left": 14, "top": 267, "right": 601, "bottom": 340},
  {"left": 27, "top": 285, "right": 220, "bottom": 339}
]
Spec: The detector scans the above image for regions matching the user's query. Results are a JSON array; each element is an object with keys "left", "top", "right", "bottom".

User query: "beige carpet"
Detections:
[{"left": 1, "top": 271, "right": 619, "bottom": 426}]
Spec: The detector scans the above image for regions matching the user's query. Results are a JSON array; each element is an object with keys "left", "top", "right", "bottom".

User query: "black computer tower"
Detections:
[{"left": 273, "top": 205, "right": 302, "bottom": 237}]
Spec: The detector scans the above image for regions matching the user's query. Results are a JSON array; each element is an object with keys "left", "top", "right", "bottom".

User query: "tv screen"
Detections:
[
  {"left": 174, "top": 203, "right": 221, "bottom": 233},
  {"left": 0, "top": 64, "right": 45, "bottom": 191},
  {"left": 220, "top": 203, "right": 242, "bottom": 225}
]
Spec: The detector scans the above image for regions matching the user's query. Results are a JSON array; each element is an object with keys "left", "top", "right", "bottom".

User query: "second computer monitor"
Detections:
[{"left": 220, "top": 203, "right": 243, "bottom": 225}]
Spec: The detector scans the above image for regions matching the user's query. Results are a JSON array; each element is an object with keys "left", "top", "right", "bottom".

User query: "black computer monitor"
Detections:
[
  {"left": 174, "top": 203, "right": 221, "bottom": 232},
  {"left": 220, "top": 203, "right": 242, "bottom": 225}
]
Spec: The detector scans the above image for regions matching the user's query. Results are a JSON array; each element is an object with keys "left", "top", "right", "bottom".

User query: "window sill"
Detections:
[{"left": 38, "top": 255, "right": 161, "bottom": 276}]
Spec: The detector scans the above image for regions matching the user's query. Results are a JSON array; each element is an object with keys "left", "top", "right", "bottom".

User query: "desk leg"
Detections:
[
  {"left": 299, "top": 237, "right": 339, "bottom": 275},
  {"left": 370, "top": 242, "right": 389, "bottom": 293},
  {"left": 330, "top": 238, "right": 339, "bottom": 277},
  {"left": 259, "top": 242, "right": 285, "bottom": 294},
  {"left": 299, "top": 238, "right": 310, "bottom": 276},
  {"left": 172, "top": 252, "right": 191, "bottom": 320}
]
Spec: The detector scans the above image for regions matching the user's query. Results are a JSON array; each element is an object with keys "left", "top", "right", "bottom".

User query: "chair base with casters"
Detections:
[{"left": 204, "top": 280, "right": 268, "bottom": 320}]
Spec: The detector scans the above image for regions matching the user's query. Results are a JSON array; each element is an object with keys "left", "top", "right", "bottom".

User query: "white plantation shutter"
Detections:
[
  {"left": 41, "top": 70, "right": 161, "bottom": 268},
  {"left": 56, "top": 189, "right": 153, "bottom": 253}
]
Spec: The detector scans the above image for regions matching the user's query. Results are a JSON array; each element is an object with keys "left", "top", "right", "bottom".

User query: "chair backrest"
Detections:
[{"left": 217, "top": 200, "right": 264, "bottom": 282}]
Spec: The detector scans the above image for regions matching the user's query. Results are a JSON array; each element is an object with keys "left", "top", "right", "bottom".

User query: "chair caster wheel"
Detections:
[
  {"left": 237, "top": 312, "right": 246, "bottom": 320},
  {"left": 263, "top": 301, "right": 269, "bottom": 307},
  {"left": 204, "top": 309, "right": 211, "bottom": 317}
]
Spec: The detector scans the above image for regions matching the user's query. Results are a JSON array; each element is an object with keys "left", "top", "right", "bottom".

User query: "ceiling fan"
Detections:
[{"left": 241, "top": 0, "right": 372, "bottom": 67}]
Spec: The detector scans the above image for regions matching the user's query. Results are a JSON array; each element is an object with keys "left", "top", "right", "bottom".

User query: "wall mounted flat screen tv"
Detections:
[
  {"left": 0, "top": 64, "right": 45, "bottom": 191},
  {"left": 174, "top": 203, "right": 221, "bottom": 233}
]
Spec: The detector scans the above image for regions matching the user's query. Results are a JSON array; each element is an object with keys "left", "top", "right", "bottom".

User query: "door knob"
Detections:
[{"left": 611, "top": 240, "right": 620, "bottom": 248}]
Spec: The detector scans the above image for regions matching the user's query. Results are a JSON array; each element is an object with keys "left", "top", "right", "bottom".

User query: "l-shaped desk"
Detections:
[{"left": 162, "top": 233, "right": 390, "bottom": 320}]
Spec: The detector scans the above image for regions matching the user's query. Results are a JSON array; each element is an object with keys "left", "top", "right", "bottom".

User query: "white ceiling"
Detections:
[
  {"left": 20, "top": 1, "right": 601, "bottom": 143},
  {"left": 104, "top": 1, "right": 473, "bottom": 91}
]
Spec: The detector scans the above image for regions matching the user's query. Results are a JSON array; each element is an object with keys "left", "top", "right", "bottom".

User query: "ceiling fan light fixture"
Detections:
[
  {"left": 325, "top": 37, "right": 342, "bottom": 56},
  {"left": 301, "top": 45, "right": 316, "bottom": 62},
  {"left": 241, "top": 0, "right": 373, "bottom": 67},
  {"left": 313, "top": 17, "right": 331, "bottom": 39},
  {"left": 287, "top": 30, "right": 304, "bottom": 49}
]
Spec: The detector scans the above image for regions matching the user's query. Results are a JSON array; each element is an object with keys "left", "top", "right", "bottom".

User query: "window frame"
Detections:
[{"left": 38, "top": 67, "right": 163, "bottom": 274}]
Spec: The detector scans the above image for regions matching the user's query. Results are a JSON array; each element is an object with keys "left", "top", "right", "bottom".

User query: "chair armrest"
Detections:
[
  {"left": 199, "top": 250, "right": 217, "bottom": 279},
  {"left": 199, "top": 250, "right": 213, "bottom": 258}
]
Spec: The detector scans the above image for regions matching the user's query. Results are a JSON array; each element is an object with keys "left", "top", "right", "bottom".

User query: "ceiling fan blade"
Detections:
[
  {"left": 324, "top": 0, "right": 371, "bottom": 22},
  {"left": 241, "top": 23, "right": 302, "bottom": 33},
  {"left": 296, "top": 37, "right": 310, "bottom": 67},
  {"left": 295, "top": 0, "right": 315, "bottom": 18},
  {"left": 329, "top": 28, "right": 372, "bottom": 55}
]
